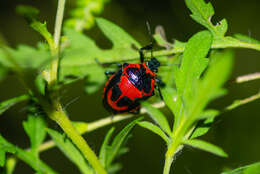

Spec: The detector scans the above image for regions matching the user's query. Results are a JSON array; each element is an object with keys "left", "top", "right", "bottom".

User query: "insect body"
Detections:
[{"left": 103, "top": 44, "right": 162, "bottom": 114}]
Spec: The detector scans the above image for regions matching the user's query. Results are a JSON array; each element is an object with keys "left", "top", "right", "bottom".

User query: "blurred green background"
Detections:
[{"left": 0, "top": 0, "right": 260, "bottom": 174}]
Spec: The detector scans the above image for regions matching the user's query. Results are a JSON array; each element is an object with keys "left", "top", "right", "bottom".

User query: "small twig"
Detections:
[
  {"left": 235, "top": 72, "right": 260, "bottom": 83},
  {"left": 226, "top": 92, "right": 260, "bottom": 111}
]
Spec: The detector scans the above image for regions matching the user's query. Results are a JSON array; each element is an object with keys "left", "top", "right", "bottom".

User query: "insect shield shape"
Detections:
[{"left": 102, "top": 44, "right": 163, "bottom": 114}]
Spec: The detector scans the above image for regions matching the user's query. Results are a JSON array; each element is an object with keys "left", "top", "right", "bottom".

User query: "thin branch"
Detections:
[
  {"left": 235, "top": 72, "right": 260, "bottom": 83},
  {"left": 49, "top": 0, "right": 66, "bottom": 86},
  {"left": 53, "top": 0, "right": 65, "bottom": 48},
  {"left": 226, "top": 92, "right": 260, "bottom": 111}
]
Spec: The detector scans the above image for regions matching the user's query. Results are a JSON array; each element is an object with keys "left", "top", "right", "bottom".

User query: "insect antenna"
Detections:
[{"left": 146, "top": 21, "right": 154, "bottom": 59}]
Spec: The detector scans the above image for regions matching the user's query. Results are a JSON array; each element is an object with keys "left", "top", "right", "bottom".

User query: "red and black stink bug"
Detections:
[{"left": 102, "top": 43, "right": 164, "bottom": 114}]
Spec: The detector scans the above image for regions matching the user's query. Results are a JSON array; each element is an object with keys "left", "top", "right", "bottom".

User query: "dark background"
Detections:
[{"left": 0, "top": 0, "right": 260, "bottom": 174}]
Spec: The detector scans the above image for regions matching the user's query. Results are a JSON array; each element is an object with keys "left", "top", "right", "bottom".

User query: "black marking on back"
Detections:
[
  {"left": 123, "top": 63, "right": 129, "bottom": 67},
  {"left": 106, "top": 69, "right": 122, "bottom": 91},
  {"left": 103, "top": 69, "right": 123, "bottom": 113},
  {"left": 126, "top": 66, "right": 144, "bottom": 90},
  {"left": 143, "top": 75, "right": 152, "bottom": 93},
  {"left": 111, "top": 85, "right": 121, "bottom": 101},
  {"left": 126, "top": 67, "right": 138, "bottom": 76},
  {"left": 126, "top": 64, "right": 153, "bottom": 93},
  {"left": 117, "top": 96, "right": 133, "bottom": 107}
]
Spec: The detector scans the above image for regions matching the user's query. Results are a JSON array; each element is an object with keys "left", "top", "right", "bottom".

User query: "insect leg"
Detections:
[
  {"left": 139, "top": 44, "right": 153, "bottom": 63},
  {"left": 139, "top": 21, "right": 155, "bottom": 63},
  {"left": 155, "top": 78, "right": 165, "bottom": 100}
]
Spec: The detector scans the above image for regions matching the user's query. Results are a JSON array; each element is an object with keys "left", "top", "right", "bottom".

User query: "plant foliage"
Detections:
[{"left": 0, "top": 0, "right": 260, "bottom": 174}]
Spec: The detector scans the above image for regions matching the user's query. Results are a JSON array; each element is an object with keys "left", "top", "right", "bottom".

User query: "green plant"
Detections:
[{"left": 0, "top": 0, "right": 260, "bottom": 174}]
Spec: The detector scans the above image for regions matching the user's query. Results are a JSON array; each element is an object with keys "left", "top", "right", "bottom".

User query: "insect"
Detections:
[{"left": 102, "top": 43, "right": 164, "bottom": 114}]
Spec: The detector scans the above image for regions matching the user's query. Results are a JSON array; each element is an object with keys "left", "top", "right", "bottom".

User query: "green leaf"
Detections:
[
  {"left": 0, "top": 136, "right": 16, "bottom": 167},
  {"left": 138, "top": 121, "right": 169, "bottom": 144},
  {"left": 107, "top": 163, "right": 122, "bottom": 174},
  {"left": 30, "top": 21, "right": 54, "bottom": 50},
  {"left": 142, "top": 102, "right": 171, "bottom": 135},
  {"left": 0, "top": 135, "right": 57, "bottom": 174},
  {"left": 162, "top": 55, "right": 181, "bottom": 88},
  {"left": 191, "top": 110, "right": 219, "bottom": 139},
  {"left": 0, "top": 44, "right": 51, "bottom": 69},
  {"left": 96, "top": 18, "right": 140, "bottom": 49},
  {"left": 161, "top": 87, "right": 180, "bottom": 119},
  {"left": 199, "top": 109, "right": 219, "bottom": 120},
  {"left": 99, "top": 127, "right": 115, "bottom": 166},
  {"left": 0, "top": 95, "right": 29, "bottom": 115},
  {"left": 189, "top": 50, "right": 233, "bottom": 121},
  {"left": 47, "top": 129, "right": 93, "bottom": 174},
  {"left": 175, "top": 30, "right": 212, "bottom": 102},
  {"left": 173, "top": 40, "right": 186, "bottom": 52},
  {"left": 106, "top": 118, "right": 142, "bottom": 167},
  {"left": 16, "top": 5, "right": 54, "bottom": 49},
  {"left": 61, "top": 18, "right": 141, "bottom": 93},
  {"left": 172, "top": 30, "right": 212, "bottom": 131},
  {"left": 16, "top": 5, "right": 39, "bottom": 21},
  {"left": 23, "top": 115, "right": 47, "bottom": 154},
  {"left": 222, "top": 162, "right": 260, "bottom": 174},
  {"left": 183, "top": 139, "right": 228, "bottom": 157},
  {"left": 5, "top": 157, "right": 16, "bottom": 174},
  {"left": 185, "top": 0, "right": 228, "bottom": 38},
  {"left": 0, "top": 5, "right": 52, "bottom": 77}
]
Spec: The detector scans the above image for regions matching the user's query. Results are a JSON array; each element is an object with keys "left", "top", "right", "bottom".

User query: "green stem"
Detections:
[
  {"left": 2, "top": 137, "right": 58, "bottom": 174},
  {"left": 46, "top": 102, "right": 107, "bottom": 174},
  {"left": 39, "top": 101, "right": 164, "bottom": 152},
  {"left": 163, "top": 153, "right": 174, "bottom": 174},
  {"left": 15, "top": 148, "right": 58, "bottom": 174},
  {"left": 53, "top": 0, "right": 65, "bottom": 47},
  {"left": 153, "top": 37, "right": 260, "bottom": 58},
  {"left": 163, "top": 140, "right": 184, "bottom": 174},
  {"left": 43, "top": 0, "right": 107, "bottom": 173},
  {"left": 5, "top": 157, "right": 16, "bottom": 174},
  {"left": 226, "top": 92, "right": 260, "bottom": 111},
  {"left": 49, "top": 0, "right": 66, "bottom": 86},
  {"left": 163, "top": 118, "right": 185, "bottom": 174},
  {"left": 73, "top": 36, "right": 260, "bottom": 67},
  {"left": 163, "top": 117, "right": 195, "bottom": 174}
]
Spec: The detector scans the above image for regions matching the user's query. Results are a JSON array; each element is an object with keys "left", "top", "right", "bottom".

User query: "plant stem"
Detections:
[
  {"left": 163, "top": 139, "right": 183, "bottom": 174},
  {"left": 163, "top": 118, "right": 194, "bottom": 174},
  {"left": 53, "top": 0, "right": 65, "bottom": 47},
  {"left": 39, "top": 101, "right": 164, "bottom": 152},
  {"left": 235, "top": 72, "right": 260, "bottom": 83},
  {"left": 226, "top": 92, "right": 260, "bottom": 111},
  {"left": 163, "top": 119, "right": 183, "bottom": 174},
  {"left": 46, "top": 102, "right": 107, "bottom": 174},
  {"left": 93, "top": 36, "right": 260, "bottom": 65},
  {"left": 154, "top": 37, "right": 260, "bottom": 57},
  {"left": 8, "top": 89, "right": 260, "bottom": 172},
  {"left": 43, "top": 0, "right": 107, "bottom": 173},
  {"left": 163, "top": 153, "right": 174, "bottom": 174},
  {"left": 49, "top": 0, "right": 66, "bottom": 86},
  {"left": 2, "top": 137, "right": 58, "bottom": 174}
]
